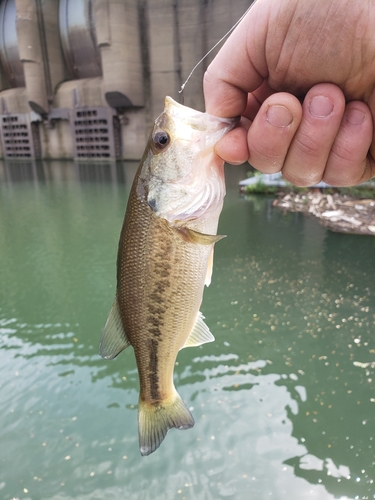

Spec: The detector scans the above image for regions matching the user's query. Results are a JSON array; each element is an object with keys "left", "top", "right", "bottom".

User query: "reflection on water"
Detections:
[
  {"left": 0, "top": 159, "right": 138, "bottom": 185},
  {"left": 1, "top": 160, "right": 48, "bottom": 183},
  {"left": 0, "top": 160, "right": 374, "bottom": 500}
]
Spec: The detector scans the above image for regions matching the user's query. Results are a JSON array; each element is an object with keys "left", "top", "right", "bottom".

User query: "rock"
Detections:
[
  {"left": 339, "top": 216, "right": 362, "bottom": 226},
  {"left": 326, "top": 194, "right": 335, "bottom": 208},
  {"left": 321, "top": 210, "right": 343, "bottom": 218}
]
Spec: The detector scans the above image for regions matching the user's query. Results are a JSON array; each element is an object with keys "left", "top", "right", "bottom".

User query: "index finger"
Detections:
[{"left": 203, "top": 6, "right": 265, "bottom": 117}]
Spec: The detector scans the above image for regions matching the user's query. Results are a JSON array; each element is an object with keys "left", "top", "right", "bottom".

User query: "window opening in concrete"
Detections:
[
  {"left": 71, "top": 107, "right": 121, "bottom": 159},
  {"left": 0, "top": 114, "right": 40, "bottom": 158}
]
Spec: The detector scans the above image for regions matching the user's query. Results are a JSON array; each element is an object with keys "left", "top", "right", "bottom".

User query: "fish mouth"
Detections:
[
  {"left": 163, "top": 96, "right": 239, "bottom": 151},
  {"left": 164, "top": 96, "right": 239, "bottom": 129}
]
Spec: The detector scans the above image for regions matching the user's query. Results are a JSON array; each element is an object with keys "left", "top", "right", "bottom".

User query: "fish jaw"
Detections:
[
  {"left": 147, "top": 145, "right": 226, "bottom": 227},
  {"left": 163, "top": 96, "right": 238, "bottom": 151}
]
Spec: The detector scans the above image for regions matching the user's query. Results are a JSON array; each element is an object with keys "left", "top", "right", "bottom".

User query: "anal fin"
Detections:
[
  {"left": 99, "top": 296, "right": 130, "bottom": 359},
  {"left": 182, "top": 311, "right": 215, "bottom": 349}
]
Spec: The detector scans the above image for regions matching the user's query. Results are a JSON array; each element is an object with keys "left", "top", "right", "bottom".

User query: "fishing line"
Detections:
[{"left": 178, "top": 1, "right": 256, "bottom": 97}]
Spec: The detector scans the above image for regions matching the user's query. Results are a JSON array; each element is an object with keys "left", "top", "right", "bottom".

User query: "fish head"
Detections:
[{"left": 139, "top": 96, "right": 238, "bottom": 224}]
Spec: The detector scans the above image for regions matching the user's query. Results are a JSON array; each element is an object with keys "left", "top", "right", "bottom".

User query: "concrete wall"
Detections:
[
  {"left": 145, "top": 0, "right": 251, "bottom": 118},
  {"left": 0, "top": 0, "right": 252, "bottom": 160},
  {"left": 39, "top": 119, "right": 73, "bottom": 159}
]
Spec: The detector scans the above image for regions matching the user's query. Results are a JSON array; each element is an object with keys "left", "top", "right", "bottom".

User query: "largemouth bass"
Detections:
[{"left": 100, "top": 96, "right": 237, "bottom": 456}]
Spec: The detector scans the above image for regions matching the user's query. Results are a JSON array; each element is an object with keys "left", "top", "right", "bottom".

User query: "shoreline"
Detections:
[
  {"left": 274, "top": 191, "right": 375, "bottom": 236},
  {"left": 238, "top": 173, "right": 375, "bottom": 236}
]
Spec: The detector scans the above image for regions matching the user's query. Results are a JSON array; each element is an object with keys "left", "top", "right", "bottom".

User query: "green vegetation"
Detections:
[
  {"left": 327, "top": 186, "right": 375, "bottom": 199},
  {"left": 244, "top": 180, "right": 278, "bottom": 195},
  {"left": 244, "top": 171, "right": 278, "bottom": 194},
  {"left": 243, "top": 170, "right": 375, "bottom": 198}
]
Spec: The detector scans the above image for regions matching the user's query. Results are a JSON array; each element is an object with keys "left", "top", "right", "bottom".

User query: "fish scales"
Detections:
[
  {"left": 119, "top": 184, "right": 211, "bottom": 403},
  {"left": 100, "top": 96, "right": 237, "bottom": 456}
]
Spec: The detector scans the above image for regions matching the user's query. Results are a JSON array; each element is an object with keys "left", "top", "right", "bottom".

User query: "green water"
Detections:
[{"left": 0, "top": 160, "right": 375, "bottom": 500}]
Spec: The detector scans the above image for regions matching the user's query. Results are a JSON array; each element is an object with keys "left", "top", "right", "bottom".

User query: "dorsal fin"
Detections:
[
  {"left": 99, "top": 297, "right": 130, "bottom": 359},
  {"left": 182, "top": 311, "right": 215, "bottom": 349}
]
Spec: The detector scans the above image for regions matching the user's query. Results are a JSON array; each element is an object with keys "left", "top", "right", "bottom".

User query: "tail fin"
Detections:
[{"left": 138, "top": 392, "right": 194, "bottom": 456}]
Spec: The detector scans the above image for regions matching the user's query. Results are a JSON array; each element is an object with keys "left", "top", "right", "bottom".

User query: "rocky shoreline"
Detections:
[{"left": 273, "top": 191, "right": 375, "bottom": 236}]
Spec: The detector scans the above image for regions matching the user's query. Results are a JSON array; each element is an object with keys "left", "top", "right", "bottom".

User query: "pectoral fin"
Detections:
[
  {"left": 176, "top": 227, "right": 226, "bottom": 245},
  {"left": 99, "top": 297, "right": 130, "bottom": 359},
  {"left": 182, "top": 311, "right": 215, "bottom": 349}
]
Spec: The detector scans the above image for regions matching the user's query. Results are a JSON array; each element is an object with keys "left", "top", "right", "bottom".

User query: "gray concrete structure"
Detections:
[{"left": 0, "top": 0, "right": 251, "bottom": 160}]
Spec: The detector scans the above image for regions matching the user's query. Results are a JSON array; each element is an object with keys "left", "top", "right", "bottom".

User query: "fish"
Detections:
[{"left": 99, "top": 96, "right": 237, "bottom": 456}]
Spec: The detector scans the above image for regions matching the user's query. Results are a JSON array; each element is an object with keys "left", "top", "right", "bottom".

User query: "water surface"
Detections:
[{"left": 0, "top": 160, "right": 374, "bottom": 500}]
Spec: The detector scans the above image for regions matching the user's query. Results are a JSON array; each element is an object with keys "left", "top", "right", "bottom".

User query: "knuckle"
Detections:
[
  {"left": 323, "top": 139, "right": 368, "bottom": 186},
  {"left": 330, "top": 138, "right": 357, "bottom": 164},
  {"left": 203, "top": 68, "right": 214, "bottom": 87},
  {"left": 248, "top": 138, "right": 287, "bottom": 170},
  {"left": 294, "top": 131, "right": 321, "bottom": 158},
  {"left": 283, "top": 170, "right": 323, "bottom": 187},
  {"left": 249, "top": 146, "right": 285, "bottom": 172},
  {"left": 323, "top": 163, "right": 364, "bottom": 187}
]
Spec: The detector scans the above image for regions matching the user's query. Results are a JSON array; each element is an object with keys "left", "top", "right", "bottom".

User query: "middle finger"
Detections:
[{"left": 282, "top": 83, "right": 345, "bottom": 187}]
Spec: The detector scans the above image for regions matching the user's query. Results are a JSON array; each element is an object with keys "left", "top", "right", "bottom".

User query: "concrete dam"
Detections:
[{"left": 0, "top": 0, "right": 250, "bottom": 161}]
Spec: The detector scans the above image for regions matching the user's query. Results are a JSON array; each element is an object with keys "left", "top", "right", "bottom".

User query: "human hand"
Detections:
[{"left": 204, "top": 0, "right": 375, "bottom": 186}]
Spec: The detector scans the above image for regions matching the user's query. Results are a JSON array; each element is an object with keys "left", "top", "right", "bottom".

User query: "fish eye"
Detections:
[{"left": 152, "top": 131, "right": 170, "bottom": 151}]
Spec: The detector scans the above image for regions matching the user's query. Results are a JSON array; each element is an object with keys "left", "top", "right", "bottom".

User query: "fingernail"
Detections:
[
  {"left": 309, "top": 95, "right": 334, "bottom": 117},
  {"left": 345, "top": 108, "right": 366, "bottom": 125},
  {"left": 266, "top": 105, "right": 293, "bottom": 127}
]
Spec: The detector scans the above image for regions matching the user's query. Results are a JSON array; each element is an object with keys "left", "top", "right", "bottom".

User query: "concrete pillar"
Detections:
[
  {"left": 40, "top": 0, "right": 68, "bottom": 96},
  {"left": 146, "top": 0, "right": 180, "bottom": 119},
  {"left": 96, "top": 0, "right": 144, "bottom": 109},
  {"left": 15, "top": 0, "right": 49, "bottom": 115}
]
